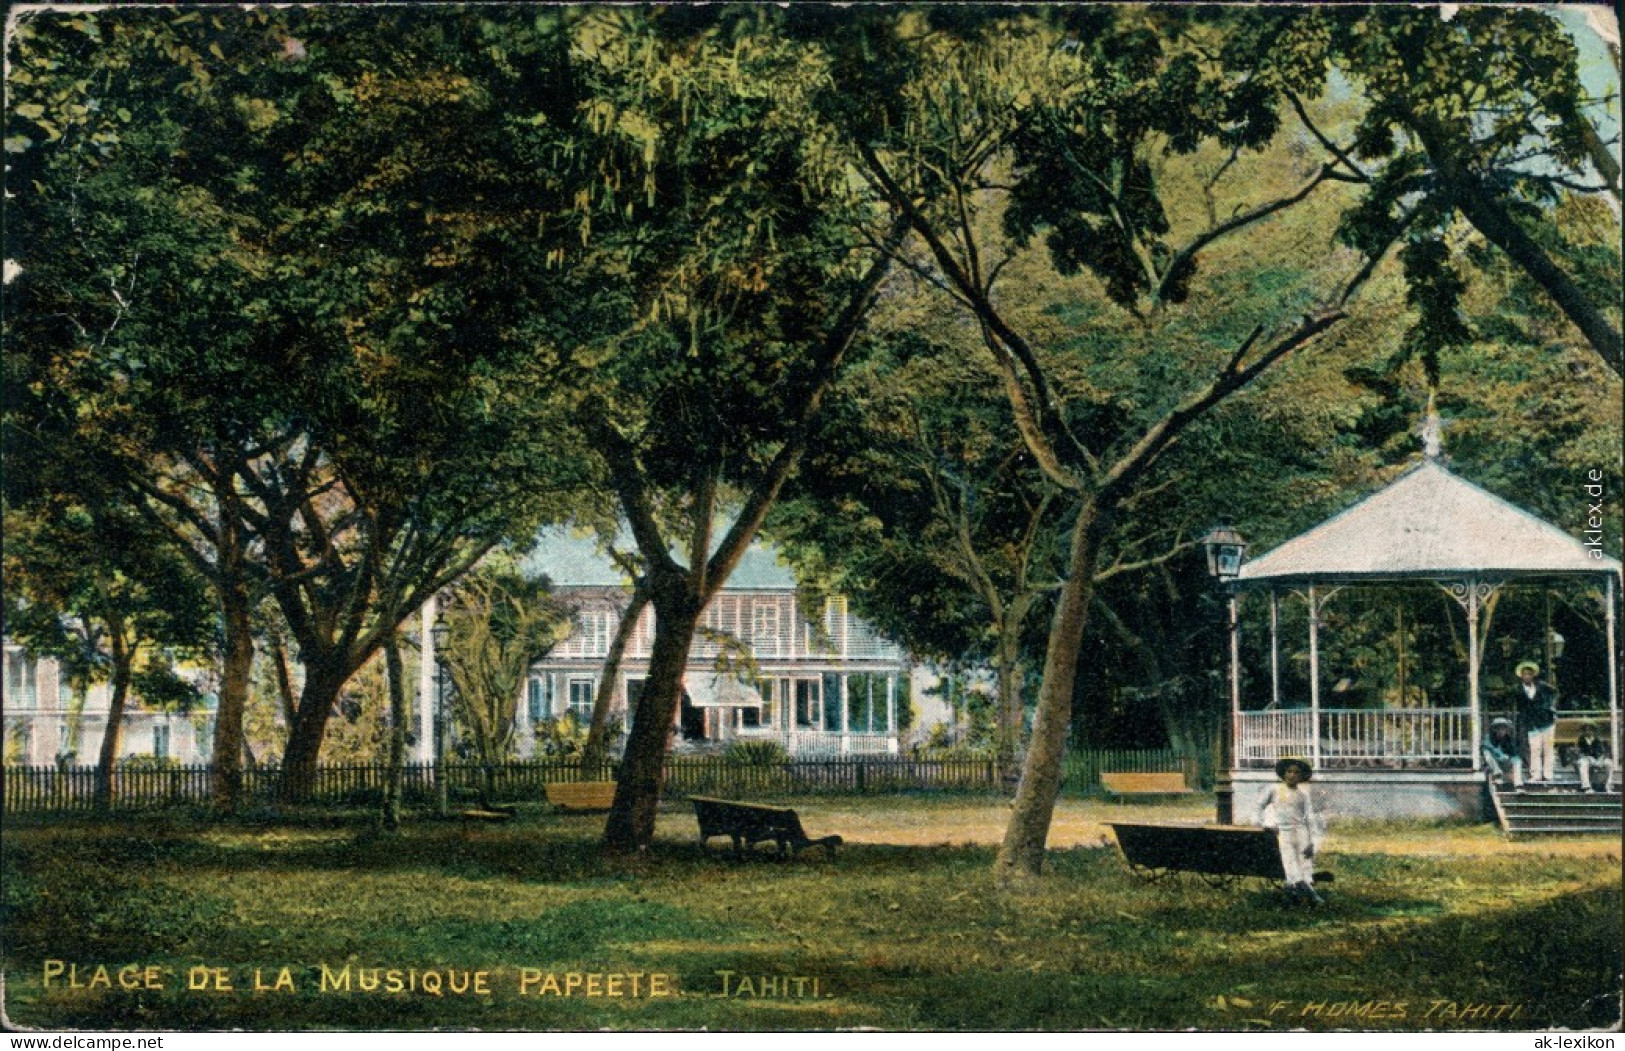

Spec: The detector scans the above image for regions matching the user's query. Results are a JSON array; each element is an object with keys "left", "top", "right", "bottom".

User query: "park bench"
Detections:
[
  {"left": 1109, "top": 822, "right": 1333, "bottom": 887},
  {"left": 689, "top": 796, "right": 843, "bottom": 858},
  {"left": 544, "top": 781, "right": 618, "bottom": 813},
  {"left": 1099, "top": 771, "right": 1194, "bottom": 799},
  {"left": 459, "top": 806, "right": 514, "bottom": 823}
]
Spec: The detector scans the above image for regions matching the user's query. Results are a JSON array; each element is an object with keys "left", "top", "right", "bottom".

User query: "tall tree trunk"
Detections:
[
  {"left": 995, "top": 501, "right": 1107, "bottom": 881},
  {"left": 270, "top": 627, "right": 299, "bottom": 725},
  {"left": 1414, "top": 118, "right": 1623, "bottom": 375},
  {"left": 602, "top": 591, "right": 700, "bottom": 853},
  {"left": 582, "top": 584, "right": 649, "bottom": 775},
  {"left": 212, "top": 568, "right": 254, "bottom": 813},
  {"left": 993, "top": 614, "right": 1028, "bottom": 783},
  {"left": 1453, "top": 180, "right": 1622, "bottom": 376},
  {"left": 92, "top": 622, "right": 133, "bottom": 812},
  {"left": 382, "top": 634, "right": 407, "bottom": 830},
  {"left": 279, "top": 663, "right": 346, "bottom": 803}
]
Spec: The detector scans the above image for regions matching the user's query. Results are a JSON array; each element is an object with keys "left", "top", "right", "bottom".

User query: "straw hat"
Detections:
[
  {"left": 1275, "top": 756, "right": 1313, "bottom": 781},
  {"left": 1490, "top": 717, "right": 1514, "bottom": 729},
  {"left": 1514, "top": 660, "right": 1540, "bottom": 676}
]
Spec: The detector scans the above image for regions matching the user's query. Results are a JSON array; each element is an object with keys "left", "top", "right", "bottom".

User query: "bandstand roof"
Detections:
[{"left": 1236, "top": 459, "right": 1621, "bottom": 585}]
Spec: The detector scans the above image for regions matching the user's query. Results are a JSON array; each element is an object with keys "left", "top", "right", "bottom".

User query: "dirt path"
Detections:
[{"left": 799, "top": 797, "right": 1622, "bottom": 860}]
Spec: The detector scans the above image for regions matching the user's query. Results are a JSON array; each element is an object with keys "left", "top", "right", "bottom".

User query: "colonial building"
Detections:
[
  {"left": 2, "top": 642, "right": 214, "bottom": 766},
  {"left": 511, "top": 530, "right": 920, "bottom": 756}
]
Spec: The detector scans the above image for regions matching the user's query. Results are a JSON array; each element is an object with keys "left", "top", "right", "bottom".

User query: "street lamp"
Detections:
[
  {"left": 1201, "top": 525, "right": 1247, "bottom": 824},
  {"left": 431, "top": 616, "right": 451, "bottom": 816},
  {"left": 1200, "top": 525, "right": 1249, "bottom": 583}
]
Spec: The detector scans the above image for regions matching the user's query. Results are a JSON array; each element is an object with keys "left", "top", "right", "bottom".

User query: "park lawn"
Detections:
[{"left": 0, "top": 795, "right": 1618, "bottom": 1032}]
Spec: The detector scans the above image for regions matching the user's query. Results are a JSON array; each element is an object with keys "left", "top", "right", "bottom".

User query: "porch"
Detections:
[
  {"left": 738, "top": 728, "right": 899, "bottom": 757},
  {"left": 1238, "top": 706, "right": 1617, "bottom": 771}
]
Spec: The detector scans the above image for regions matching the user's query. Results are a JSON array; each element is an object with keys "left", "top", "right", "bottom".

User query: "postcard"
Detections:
[{"left": 2, "top": 2, "right": 1620, "bottom": 1037}]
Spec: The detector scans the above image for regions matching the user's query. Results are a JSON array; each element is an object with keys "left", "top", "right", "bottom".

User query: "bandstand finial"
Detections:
[{"left": 1420, "top": 392, "right": 1443, "bottom": 460}]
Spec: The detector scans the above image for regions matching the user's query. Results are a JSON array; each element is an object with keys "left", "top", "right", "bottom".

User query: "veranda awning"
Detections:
[{"left": 684, "top": 672, "right": 765, "bottom": 708}]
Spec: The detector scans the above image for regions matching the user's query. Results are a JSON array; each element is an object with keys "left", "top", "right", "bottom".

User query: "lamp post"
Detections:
[
  {"left": 431, "top": 616, "right": 450, "bottom": 816},
  {"left": 1200, "top": 525, "right": 1248, "bottom": 824}
]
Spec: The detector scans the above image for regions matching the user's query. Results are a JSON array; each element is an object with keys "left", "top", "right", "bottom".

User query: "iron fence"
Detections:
[{"left": 1, "top": 748, "right": 1201, "bottom": 815}]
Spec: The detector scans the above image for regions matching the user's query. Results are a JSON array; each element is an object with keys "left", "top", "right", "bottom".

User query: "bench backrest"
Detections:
[
  {"left": 545, "top": 782, "right": 617, "bottom": 808},
  {"left": 1111, "top": 823, "right": 1282, "bottom": 879},
  {"left": 690, "top": 796, "right": 803, "bottom": 838},
  {"left": 1101, "top": 771, "right": 1189, "bottom": 793}
]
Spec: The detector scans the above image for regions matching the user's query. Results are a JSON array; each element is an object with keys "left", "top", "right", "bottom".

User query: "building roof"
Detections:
[
  {"left": 518, "top": 527, "right": 798, "bottom": 590},
  {"left": 1236, "top": 459, "right": 1621, "bottom": 584}
]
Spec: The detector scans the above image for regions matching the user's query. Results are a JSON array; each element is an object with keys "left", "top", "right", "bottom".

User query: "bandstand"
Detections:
[{"left": 1216, "top": 454, "right": 1621, "bottom": 822}]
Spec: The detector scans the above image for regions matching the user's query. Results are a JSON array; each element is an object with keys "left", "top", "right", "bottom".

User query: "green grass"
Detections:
[{"left": 1, "top": 797, "right": 1618, "bottom": 1031}]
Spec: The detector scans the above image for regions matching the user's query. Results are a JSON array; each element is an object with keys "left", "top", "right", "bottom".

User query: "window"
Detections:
[
  {"left": 196, "top": 720, "right": 214, "bottom": 760},
  {"left": 5, "top": 650, "right": 37, "bottom": 709},
  {"left": 11, "top": 721, "right": 33, "bottom": 763},
  {"left": 153, "top": 724, "right": 171, "bottom": 761},
  {"left": 528, "top": 677, "right": 550, "bottom": 722},
  {"left": 751, "top": 603, "right": 780, "bottom": 657},
  {"left": 568, "top": 679, "right": 595, "bottom": 720},
  {"left": 567, "top": 611, "right": 614, "bottom": 658}
]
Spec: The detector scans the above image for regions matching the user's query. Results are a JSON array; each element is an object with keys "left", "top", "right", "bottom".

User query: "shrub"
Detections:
[{"left": 723, "top": 740, "right": 787, "bottom": 766}]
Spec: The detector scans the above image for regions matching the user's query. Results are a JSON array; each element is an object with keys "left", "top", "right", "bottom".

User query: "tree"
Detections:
[
  {"left": 5, "top": 8, "right": 589, "bottom": 805},
  {"left": 0, "top": 486, "right": 212, "bottom": 808},
  {"left": 809, "top": 8, "right": 1396, "bottom": 878},
  {"left": 502, "top": 9, "right": 909, "bottom": 852},
  {"left": 1236, "top": 6, "right": 1622, "bottom": 376},
  {"left": 777, "top": 326, "right": 1068, "bottom": 776},
  {"left": 4, "top": 10, "right": 293, "bottom": 807},
  {"left": 440, "top": 556, "right": 572, "bottom": 803}
]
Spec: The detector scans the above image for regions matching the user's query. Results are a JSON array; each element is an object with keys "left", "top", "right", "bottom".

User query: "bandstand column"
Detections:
[
  {"left": 1269, "top": 590, "right": 1281, "bottom": 709},
  {"left": 1466, "top": 577, "right": 1482, "bottom": 772},
  {"left": 1308, "top": 584, "right": 1321, "bottom": 766},
  {"left": 1608, "top": 575, "right": 1619, "bottom": 780}
]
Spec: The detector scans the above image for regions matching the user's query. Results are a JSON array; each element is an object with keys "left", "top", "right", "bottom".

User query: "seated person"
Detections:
[
  {"left": 1569, "top": 722, "right": 1615, "bottom": 794},
  {"left": 1481, "top": 718, "right": 1523, "bottom": 788}
]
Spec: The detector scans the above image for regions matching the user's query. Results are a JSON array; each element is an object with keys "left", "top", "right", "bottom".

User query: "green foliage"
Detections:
[
  {"left": 1239, "top": 5, "right": 1621, "bottom": 373},
  {"left": 531, "top": 711, "right": 592, "bottom": 758},
  {"left": 441, "top": 556, "right": 572, "bottom": 769},
  {"left": 722, "top": 740, "right": 787, "bottom": 766},
  {"left": 117, "top": 754, "right": 182, "bottom": 773},
  {"left": 129, "top": 657, "right": 205, "bottom": 714}
]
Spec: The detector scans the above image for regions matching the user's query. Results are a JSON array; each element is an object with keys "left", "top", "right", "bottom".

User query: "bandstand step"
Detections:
[{"left": 1490, "top": 782, "right": 1621, "bottom": 836}]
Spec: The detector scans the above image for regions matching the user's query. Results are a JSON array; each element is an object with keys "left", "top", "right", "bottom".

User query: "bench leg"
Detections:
[{"left": 730, "top": 834, "right": 744, "bottom": 859}]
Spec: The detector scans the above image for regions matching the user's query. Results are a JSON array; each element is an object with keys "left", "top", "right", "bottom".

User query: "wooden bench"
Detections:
[
  {"left": 689, "top": 796, "right": 843, "bottom": 858},
  {"left": 460, "top": 807, "right": 514, "bottom": 823},
  {"left": 1109, "top": 822, "right": 1333, "bottom": 887},
  {"left": 544, "top": 781, "right": 617, "bottom": 813},
  {"left": 1100, "top": 771, "right": 1193, "bottom": 799}
]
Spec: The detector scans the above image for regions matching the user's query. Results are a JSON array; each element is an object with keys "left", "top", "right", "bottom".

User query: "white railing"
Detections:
[
  {"left": 1238, "top": 708, "right": 1475, "bottom": 768},
  {"left": 771, "top": 729, "right": 898, "bottom": 757},
  {"left": 1237, "top": 709, "right": 1314, "bottom": 767}
]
